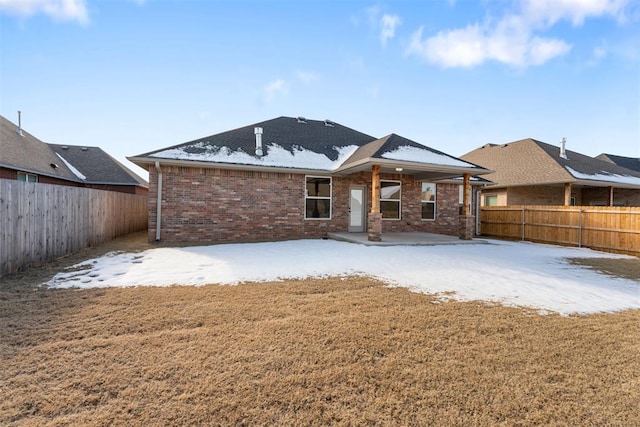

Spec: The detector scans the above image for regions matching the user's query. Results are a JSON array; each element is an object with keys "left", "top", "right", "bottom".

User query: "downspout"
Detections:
[{"left": 154, "top": 161, "right": 163, "bottom": 241}]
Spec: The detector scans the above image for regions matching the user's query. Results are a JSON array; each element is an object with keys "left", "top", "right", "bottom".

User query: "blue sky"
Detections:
[{"left": 1, "top": 0, "right": 638, "bottom": 179}]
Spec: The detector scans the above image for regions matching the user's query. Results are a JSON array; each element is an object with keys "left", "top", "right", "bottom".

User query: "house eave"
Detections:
[
  {"left": 572, "top": 179, "right": 640, "bottom": 190},
  {"left": 480, "top": 179, "right": 640, "bottom": 191},
  {"left": 127, "top": 156, "right": 334, "bottom": 175},
  {"left": 0, "top": 162, "right": 82, "bottom": 183},
  {"left": 334, "top": 157, "right": 492, "bottom": 178}
]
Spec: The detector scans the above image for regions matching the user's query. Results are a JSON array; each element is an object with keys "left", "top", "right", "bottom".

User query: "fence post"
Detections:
[
  {"left": 578, "top": 208, "right": 582, "bottom": 248},
  {"left": 521, "top": 205, "right": 526, "bottom": 241}
]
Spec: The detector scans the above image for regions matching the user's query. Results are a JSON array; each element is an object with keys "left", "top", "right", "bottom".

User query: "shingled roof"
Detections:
[
  {"left": 596, "top": 153, "right": 640, "bottom": 173},
  {"left": 1, "top": 114, "right": 79, "bottom": 182},
  {"left": 48, "top": 144, "right": 148, "bottom": 187},
  {"left": 1, "top": 114, "right": 147, "bottom": 188},
  {"left": 130, "top": 116, "right": 490, "bottom": 179},
  {"left": 461, "top": 138, "right": 640, "bottom": 189}
]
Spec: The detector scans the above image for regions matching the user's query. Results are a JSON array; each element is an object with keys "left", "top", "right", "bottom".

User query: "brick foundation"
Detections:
[
  {"left": 459, "top": 215, "right": 475, "bottom": 240},
  {"left": 367, "top": 213, "right": 382, "bottom": 241}
]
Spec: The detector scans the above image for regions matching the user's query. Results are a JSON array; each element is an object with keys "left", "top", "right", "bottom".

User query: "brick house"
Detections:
[
  {"left": 0, "top": 114, "right": 148, "bottom": 194},
  {"left": 128, "top": 116, "right": 491, "bottom": 243},
  {"left": 461, "top": 138, "right": 640, "bottom": 207}
]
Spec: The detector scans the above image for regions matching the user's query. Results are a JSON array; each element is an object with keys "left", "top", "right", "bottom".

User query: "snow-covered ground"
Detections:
[{"left": 44, "top": 239, "right": 639, "bottom": 316}]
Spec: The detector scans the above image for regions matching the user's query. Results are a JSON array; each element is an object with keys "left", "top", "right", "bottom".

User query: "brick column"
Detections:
[
  {"left": 459, "top": 215, "right": 475, "bottom": 240},
  {"left": 368, "top": 212, "right": 382, "bottom": 242}
]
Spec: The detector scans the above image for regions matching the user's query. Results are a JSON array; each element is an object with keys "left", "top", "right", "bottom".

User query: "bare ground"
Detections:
[{"left": 1, "top": 233, "right": 638, "bottom": 426}]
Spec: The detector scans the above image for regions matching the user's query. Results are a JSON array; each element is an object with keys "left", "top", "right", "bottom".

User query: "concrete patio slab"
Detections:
[{"left": 327, "top": 232, "right": 488, "bottom": 246}]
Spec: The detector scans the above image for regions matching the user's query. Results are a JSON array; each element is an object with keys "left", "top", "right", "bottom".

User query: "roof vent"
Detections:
[
  {"left": 297, "top": 116, "right": 307, "bottom": 124},
  {"left": 559, "top": 137, "right": 567, "bottom": 159},
  {"left": 61, "top": 145, "right": 69, "bottom": 150},
  {"left": 324, "top": 119, "right": 334, "bottom": 127},
  {"left": 81, "top": 147, "right": 88, "bottom": 151},
  {"left": 17, "top": 110, "right": 23, "bottom": 136},
  {"left": 50, "top": 163, "right": 59, "bottom": 169},
  {"left": 254, "top": 127, "right": 263, "bottom": 156}
]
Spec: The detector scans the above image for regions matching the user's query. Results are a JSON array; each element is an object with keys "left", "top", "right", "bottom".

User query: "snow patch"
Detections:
[
  {"left": 381, "top": 146, "right": 474, "bottom": 167},
  {"left": 150, "top": 143, "right": 360, "bottom": 171},
  {"left": 43, "top": 239, "right": 639, "bottom": 316},
  {"left": 566, "top": 166, "right": 640, "bottom": 186},
  {"left": 55, "top": 153, "right": 86, "bottom": 180}
]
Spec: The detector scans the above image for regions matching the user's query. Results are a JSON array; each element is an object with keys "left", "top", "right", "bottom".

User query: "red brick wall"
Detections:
[
  {"left": 0, "top": 166, "right": 82, "bottom": 187},
  {"left": 148, "top": 166, "right": 464, "bottom": 243},
  {"left": 1, "top": 167, "right": 148, "bottom": 194}
]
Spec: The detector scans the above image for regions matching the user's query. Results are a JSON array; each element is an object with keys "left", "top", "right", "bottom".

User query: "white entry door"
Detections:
[{"left": 349, "top": 186, "right": 366, "bottom": 232}]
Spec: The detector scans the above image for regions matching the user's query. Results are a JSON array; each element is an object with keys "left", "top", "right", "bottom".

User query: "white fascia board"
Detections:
[{"left": 126, "top": 156, "right": 331, "bottom": 175}]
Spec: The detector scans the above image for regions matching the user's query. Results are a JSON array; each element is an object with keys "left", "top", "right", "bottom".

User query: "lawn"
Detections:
[{"left": 1, "top": 233, "right": 639, "bottom": 426}]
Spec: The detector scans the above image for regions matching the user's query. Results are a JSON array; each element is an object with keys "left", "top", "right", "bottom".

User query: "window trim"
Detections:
[
  {"left": 484, "top": 194, "right": 498, "bottom": 207},
  {"left": 380, "top": 179, "right": 401, "bottom": 220},
  {"left": 17, "top": 172, "right": 38, "bottom": 183},
  {"left": 421, "top": 182, "right": 436, "bottom": 221},
  {"left": 304, "top": 175, "right": 332, "bottom": 220}
]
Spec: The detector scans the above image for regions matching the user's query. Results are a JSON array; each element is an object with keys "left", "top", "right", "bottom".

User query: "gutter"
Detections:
[{"left": 154, "top": 161, "right": 163, "bottom": 241}]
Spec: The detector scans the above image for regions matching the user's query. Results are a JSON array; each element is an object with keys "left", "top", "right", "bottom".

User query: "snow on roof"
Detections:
[
  {"left": 566, "top": 166, "right": 640, "bottom": 186},
  {"left": 381, "top": 146, "right": 474, "bottom": 168},
  {"left": 43, "top": 239, "right": 639, "bottom": 316},
  {"left": 55, "top": 152, "right": 86, "bottom": 180},
  {"left": 150, "top": 143, "right": 360, "bottom": 171}
]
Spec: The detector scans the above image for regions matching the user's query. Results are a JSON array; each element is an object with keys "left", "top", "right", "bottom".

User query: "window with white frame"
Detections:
[
  {"left": 380, "top": 180, "right": 401, "bottom": 219},
  {"left": 421, "top": 183, "right": 436, "bottom": 220},
  {"left": 17, "top": 172, "right": 37, "bottom": 182},
  {"left": 305, "top": 176, "right": 331, "bottom": 219}
]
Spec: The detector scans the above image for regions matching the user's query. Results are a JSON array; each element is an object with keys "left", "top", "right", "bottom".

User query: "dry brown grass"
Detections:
[{"left": 1, "top": 233, "right": 639, "bottom": 426}]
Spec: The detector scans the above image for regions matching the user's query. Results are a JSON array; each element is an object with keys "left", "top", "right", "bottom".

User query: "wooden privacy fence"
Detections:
[
  {"left": 480, "top": 205, "right": 640, "bottom": 256},
  {"left": 0, "top": 181, "right": 148, "bottom": 277}
]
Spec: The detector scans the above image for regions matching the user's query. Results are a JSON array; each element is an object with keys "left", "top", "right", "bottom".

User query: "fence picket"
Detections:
[
  {"left": 0, "top": 181, "right": 148, "bottom": 277},
  {"left": 481, "top": 205, "right": 639, "bottom": 256}
]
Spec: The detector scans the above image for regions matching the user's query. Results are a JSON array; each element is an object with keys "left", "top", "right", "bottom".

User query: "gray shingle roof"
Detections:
[
  {"left": 461, "top": 138, "right": 640, "bottom": 188},
  {"left": 1, "top": 115, "right": 147, "bottom": 187},
  {"left": 48, "top": 144, "right": 148, "bottom": 187},
  {"left": 132, "top": 117, "right": 488, "bottom": 176},
  {"left": 596, "top": 153, "right": 640, "bottom": 173},
  {"left": 137, "top": 116, "right": 376, "bottom": 162}
]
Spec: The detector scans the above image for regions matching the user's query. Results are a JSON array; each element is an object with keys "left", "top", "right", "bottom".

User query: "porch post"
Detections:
[
  {"left": 368, "top": 164, "right": 382, "bottom": 242},
  {"left": 462, "top": 173, "right": 471, "bottom": 216},
  {"left": 608, "top": 186, "right": 614, "bottom": 206},
  {"left": 459, "top": 173, "right": 474, "bottom": 240},
  {"left": 564, "top": 183, "right": 572, "bottom": 206}
]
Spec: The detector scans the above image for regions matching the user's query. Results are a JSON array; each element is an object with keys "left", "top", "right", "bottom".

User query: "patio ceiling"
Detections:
[{"left": 333, "top": 158, "right": 492, "bottom": 181}]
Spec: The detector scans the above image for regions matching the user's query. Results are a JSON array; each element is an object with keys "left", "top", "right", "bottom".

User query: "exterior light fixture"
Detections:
[{"left": 395, "top": 167, "right": 403, "bottom": 172}]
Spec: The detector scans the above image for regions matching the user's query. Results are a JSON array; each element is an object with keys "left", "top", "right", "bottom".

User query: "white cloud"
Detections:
[
  {"left": 0, "top": 0, "right": 89, "bottom": 24},
  {"left": 380, "top": 13, "right": 401, "bottom": 46},
  {"left": 404, "top": 0, "right": 629, "bottom": 68},
  {"left": 296, "top": 70, "right": 318, "bottom": 84},
  {"left": 263, "top": 79, "right": 287, "bottom": 103},
  {"left": 365, "top": 5, "right": 401, "bottom": 47},
  {"left": 521, "top": 0, "right": 630, "bottom": 26}
]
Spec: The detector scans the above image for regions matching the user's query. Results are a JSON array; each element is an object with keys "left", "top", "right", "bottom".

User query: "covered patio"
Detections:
[{"left": 327, "top": 232, "right": 488, "bottom": 247}]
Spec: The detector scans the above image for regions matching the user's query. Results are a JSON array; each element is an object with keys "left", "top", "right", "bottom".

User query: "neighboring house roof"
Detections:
[
  {"left": 1, "top": 114, "right": 80, "bottom": 182},
  {"left": 48, "top": 144, "right": 148, "bottom": 187},
  {"left": 461, "top": 138, "right": 640, "bottom": 189},
  {"left": 129, "top": 116, "right": 490, "bottom": 180},
  {"left": 596, "top": 153, "right": 640, "bottom": 173},
  {"left": 0, "top": 114, "right": 147, "bottom": 188}
]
